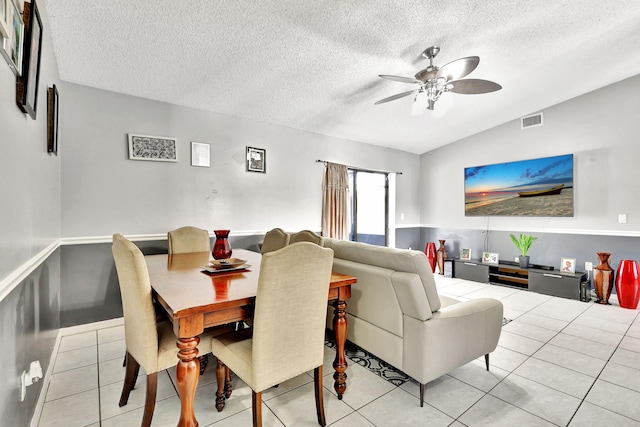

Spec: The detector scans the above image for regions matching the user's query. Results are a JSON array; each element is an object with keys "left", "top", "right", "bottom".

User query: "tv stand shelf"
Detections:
[{"left": 452, "top": 259, "right": 588, "bottom": 301}]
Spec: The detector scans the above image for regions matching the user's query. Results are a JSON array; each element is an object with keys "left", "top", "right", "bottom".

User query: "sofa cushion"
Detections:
[
  {"left": 331, "top": 258, "right": 403, "bottom": 337},
  {"left": 323, "top": 238, "right": 441, "bottom": 312}
]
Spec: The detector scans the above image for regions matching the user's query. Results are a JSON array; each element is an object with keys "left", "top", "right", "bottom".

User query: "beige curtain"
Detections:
[{"left": 321, "top": 162, "right": 349, "bottom": 240}]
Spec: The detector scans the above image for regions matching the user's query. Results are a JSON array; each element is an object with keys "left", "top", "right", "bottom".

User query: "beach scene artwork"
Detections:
[{"left": 465, "top": 154, "right": 574, "bottom": 217}]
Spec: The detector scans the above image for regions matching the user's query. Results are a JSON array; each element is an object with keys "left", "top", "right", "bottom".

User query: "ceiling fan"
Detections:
[{"left": 375, "top": 46, "right": 502, "bottom": 113}]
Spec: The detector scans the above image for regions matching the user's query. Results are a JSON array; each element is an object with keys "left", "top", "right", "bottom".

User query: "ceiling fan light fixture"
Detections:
[
  {"left": 374, "top": 45, "right": 501, "bottom": 115},
  {"left": 412, "top": 91, "right": 428, "bottom": 115}
]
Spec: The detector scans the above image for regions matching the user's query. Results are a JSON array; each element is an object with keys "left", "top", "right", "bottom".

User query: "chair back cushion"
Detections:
[
  {"left": 261, "top": 227, "right": 290, "bottom": 254},
  {"left": 289, "top": 230, "right": 323, "bottom": 246},
  {"left": 252, "top": 242, "right": 334, "bottom": 390},
  {"left": 168, "top": 226, "right": 210, "bottom": 254},
  {"left": 112, "top": 234, "right": 161, "bottom": 372}
]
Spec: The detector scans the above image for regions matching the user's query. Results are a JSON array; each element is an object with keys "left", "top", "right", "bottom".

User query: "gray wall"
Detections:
[
  {"left": 0, "top": 0, "right": 60, "bottom": 281},
  {"left": 419, "top": 74, "right": 640, "bottom": 275},
  {"left": 0, "top": 0, "right": 61, "bottom": 424},
  {"left": 58, "top": 82, "right": 422, "bottom": 237},
  {"left": 420, "top": 74, "right": 640, "bottom": 235}
]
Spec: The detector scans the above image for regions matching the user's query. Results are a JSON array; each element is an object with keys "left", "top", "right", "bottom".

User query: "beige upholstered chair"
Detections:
[
  {"left": 211, "top": 242, "right": 334, "bottom": 427},
  {"left": 167, "top": 226, "right": 211, "bottom": 254},
  {"left": 112, "top": 234, "right": 228, "bottom": 427},
  {"left": 289, "top": 229, "right": 322, "bottom": 246},
  {"left": 260, "top": 227, "right": 290, "bottom": 254}
]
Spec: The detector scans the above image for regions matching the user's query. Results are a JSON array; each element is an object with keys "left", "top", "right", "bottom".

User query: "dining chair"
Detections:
[
  {"left": 168, "top": 226, "right": 211, "bottom": 254},
  {"left": 167, "top": 226, "right": 215, "bottom": 372},
  {"left": 211, "top": 242, "right": 334, "bottom": 427},
  {"left": 289, "top": 229, "right": 323, "bottom": 245},
  {"left": 112, "top": 233, "right": 231, "bottom": 427},
  {"left": 260, "top": 227, "right": 290, "bottom": 254}
]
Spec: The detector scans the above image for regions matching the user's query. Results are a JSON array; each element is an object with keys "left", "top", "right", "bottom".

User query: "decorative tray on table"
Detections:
[{"left": 201, "top": 258, "right": 250, "bottom": 274}]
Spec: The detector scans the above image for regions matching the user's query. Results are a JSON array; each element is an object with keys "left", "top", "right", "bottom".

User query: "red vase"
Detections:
[
  {"left": 615, "top": 260, "right": 640, "bottom": 309},
  {"left": 425, "top": 242, "right": 437, "bottom": 272},
  {"left": 593, "top": 252, "right": 614, "bottom": 305},
  {"left": 212, "top": 229, "right": 232, "bottom": 259},
  {"left": 436, "top": 239, "right": 448, "bottom": 275}
]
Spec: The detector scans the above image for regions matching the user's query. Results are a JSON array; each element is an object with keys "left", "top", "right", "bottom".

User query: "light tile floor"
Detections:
[{"left": 37, "top": 276, "right": 640, "bottom": 426}]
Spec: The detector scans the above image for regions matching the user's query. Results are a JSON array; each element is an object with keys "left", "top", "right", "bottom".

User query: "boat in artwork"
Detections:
[{"left": 517, "top": 184, "right": 564, "bottom": 198}]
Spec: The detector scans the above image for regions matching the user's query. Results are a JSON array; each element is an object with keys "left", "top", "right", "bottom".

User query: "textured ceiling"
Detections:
[{"left": 44, "top": 1, "right": 640, "bottom": 154}]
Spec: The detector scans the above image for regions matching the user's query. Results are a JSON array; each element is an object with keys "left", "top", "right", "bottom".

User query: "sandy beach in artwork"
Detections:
[{"left": 466, "top": 188, "right": 573, "bottom": 216}]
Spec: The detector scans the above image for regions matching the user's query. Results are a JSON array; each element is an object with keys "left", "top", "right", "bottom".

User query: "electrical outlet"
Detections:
[
  {"left": 515, "top": 256, "right": 519, "bottom": 263},
  {"left": 618, "top": 214, "right": 627, "bottom": 224},
  {"left": 585, "top": 261, "right": 593, "bottom": 271}
]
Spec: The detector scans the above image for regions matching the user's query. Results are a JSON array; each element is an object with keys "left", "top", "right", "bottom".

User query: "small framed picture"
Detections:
[
  {"left": 560, "top": 257, "right": 576, "bottom": 273},
  {"left": 482, "top": 251, "right": 499, "bottom": 265},
  {"left": 128, "top": 134, "right": 178, "bottom": 162},
  {"left": 47, "top": 85, "right": 59, "bottom": 155},
  {"left": 190, "top": 141, "right": 210, "bottom": 167},
  {"left": 460, "top": 248, "right": 471, "bottom": 261},
  {"left": 0, "top": 0, "right": 23, "bottom": 76},
  {"left": 16, "top": 0, "right": 42, "bottom": 119},
  {"left": 246, "top": 146, "right": 266, "bottom": 173}
]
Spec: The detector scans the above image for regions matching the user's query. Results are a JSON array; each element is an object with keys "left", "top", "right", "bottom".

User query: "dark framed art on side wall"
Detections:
[
  {"left": 16, "top": 0, "right": 43, "bottom": 119},
  {"left": 47, "top": 85, "right": 59, "bottom": 154},
  {"left": 246, "top": 146, "right": 266, "bottom": 173}
]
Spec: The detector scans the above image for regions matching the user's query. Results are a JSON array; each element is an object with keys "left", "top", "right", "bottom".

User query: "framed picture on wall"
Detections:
[
  {"left": 246, "top": 146, "right": 266, "bottom": 173},
  {"left": 47, "top": 84, "right": 59, "bottom": 154},
  {"left": 16, "top": 0, "right": 43, "bottom": 119},
  {"left": 128, "top": 134, "right": 178, "bottom": 162},
  {"left": 0, "top": 0, "right": 10, "bottom": 38},
  {"left": 190, "top": 141, "right": 210, "bottom": 167},
  {"left": 0, "top": 0, "right": 24, "bottom": 76},
  {"left": 460, "top": 248, "right": 471, "bottom": 261}
]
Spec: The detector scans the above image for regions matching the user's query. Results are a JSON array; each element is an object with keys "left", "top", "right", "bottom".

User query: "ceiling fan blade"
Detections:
[
  {"left": 374, "top": 89, "right": 418, "bottom": 105},
  {"left": 379, "top": 75, "right": 423, "bottom": 84},
  {"left": 448, "top": 79, "right": 502, "bottom": 94},
  {"left": 436, "top": 56, "right": 480, "bottom": 81}
]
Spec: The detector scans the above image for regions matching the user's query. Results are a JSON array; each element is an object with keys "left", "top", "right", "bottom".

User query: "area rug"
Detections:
[{"left": 325, "top": 318, "right": 512, "bottom": 386}]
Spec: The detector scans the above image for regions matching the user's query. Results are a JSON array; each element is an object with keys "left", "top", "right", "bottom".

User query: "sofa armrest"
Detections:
[
  {"left": 402, "top": 298, "right": 503, "bottom": 384},
  {"left": 391, "top": 272, "right": 433, "bottom": 321}
]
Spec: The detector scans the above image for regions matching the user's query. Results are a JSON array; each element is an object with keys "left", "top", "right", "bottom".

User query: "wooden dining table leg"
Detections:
[
  {"left": 176, "top": 336, "right": 201, "bottom": 427},
  {"left": 332, "top": 297, "right": 348, "bottom": 399}
]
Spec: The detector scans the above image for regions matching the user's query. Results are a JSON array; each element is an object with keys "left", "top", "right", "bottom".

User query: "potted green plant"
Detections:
[{"left": 509, "top": 233, "right": 537, "bottom": 268}]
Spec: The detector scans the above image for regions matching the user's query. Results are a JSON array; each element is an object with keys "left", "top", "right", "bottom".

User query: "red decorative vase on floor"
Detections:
[
  {"left": 593, "top": 252, "right": 614, "bottom": 305},
  {"left": 212, "top": 229, "right": 232, "bottom": 259},
  {"left": 436, "top": 239, "right": 448, "bottom": 275},
  {"left": 425, "top": 242, "right": 437, "bottom": 272},
  {"left": 615, "top": 260, "right": 640, "bottom": 309}
]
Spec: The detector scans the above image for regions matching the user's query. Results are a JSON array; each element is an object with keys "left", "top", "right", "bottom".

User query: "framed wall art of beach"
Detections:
[{"left": 464, "top": 154, "right": 574, "bottom": 217}]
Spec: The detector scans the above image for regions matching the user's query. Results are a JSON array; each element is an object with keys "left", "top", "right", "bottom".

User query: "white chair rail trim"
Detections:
[{"left": 0, "top": 241, "right": 59, "bottom": 303}]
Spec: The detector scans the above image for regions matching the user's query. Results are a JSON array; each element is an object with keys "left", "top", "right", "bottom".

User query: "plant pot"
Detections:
[{"left": 518, "top": 255, "right": 530, "bottom": 269}]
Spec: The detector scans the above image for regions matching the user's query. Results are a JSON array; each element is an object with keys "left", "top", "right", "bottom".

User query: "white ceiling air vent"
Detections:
[{"left": 521, "top": 112, "right": 543, "bottom": 129}]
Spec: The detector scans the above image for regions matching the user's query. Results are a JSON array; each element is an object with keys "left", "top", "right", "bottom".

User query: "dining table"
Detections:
[{"left": 145, "top": 248, "right": 357, "bottom": 427}]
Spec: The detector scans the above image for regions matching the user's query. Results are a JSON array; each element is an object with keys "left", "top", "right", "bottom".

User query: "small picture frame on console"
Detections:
[
  {"left": 460, "top": 248, "right": 471, "bottom": 261},
  {"left": 560, "top": 257, "right": 576, "bottom": 273},
  {"left": 482, "top": 251, "right": 499, "bottom": 265}
]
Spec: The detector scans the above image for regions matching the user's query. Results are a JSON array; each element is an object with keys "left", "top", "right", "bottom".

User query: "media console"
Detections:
[{"left": 452, "top": 259, "right": 589, "bottom": 301}]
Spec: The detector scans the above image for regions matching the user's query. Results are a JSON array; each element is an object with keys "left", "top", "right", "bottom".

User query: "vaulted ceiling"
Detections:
[{"left": 44, "top": 1, "right": 640, "bottom": 154}]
